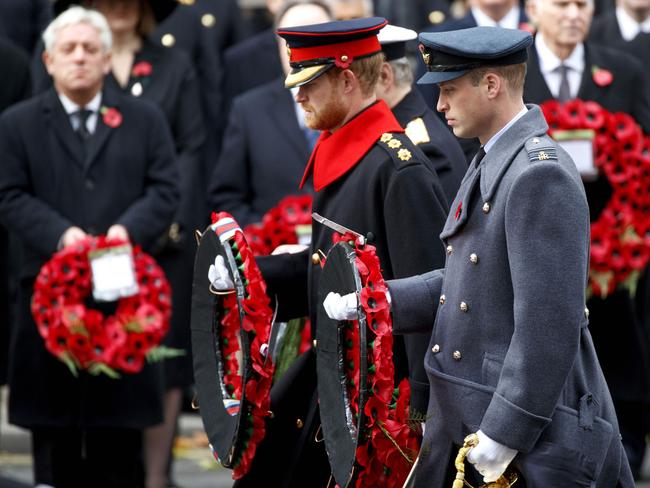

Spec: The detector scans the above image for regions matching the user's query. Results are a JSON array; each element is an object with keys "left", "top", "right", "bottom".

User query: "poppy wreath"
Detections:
[
  {"left": 243, "top": 194, "right": 312, "bottom": 256},
  {"left": 31, "top": 236, "right": 173, "bottom": 378},
  {"left": 540, "top": 100, "right": 650, "bottom": 298},
  {"left": 332, "top": 232, "right": 420, "bottom": 488},
  {"left": 210, "top": 212, "right": 275, "bottom": 479}
]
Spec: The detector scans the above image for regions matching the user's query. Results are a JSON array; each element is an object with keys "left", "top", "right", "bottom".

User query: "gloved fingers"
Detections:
[
  {"left": 209, "top": 255, "right": 234, "bottom": 290},
  {"left": 323, "top": 292, "right": 358, "bottom": 321}
]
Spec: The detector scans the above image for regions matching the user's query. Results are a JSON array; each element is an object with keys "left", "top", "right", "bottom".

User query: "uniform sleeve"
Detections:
[
  {"left": 631, "top": 61, "right": 650, "bottom": 135},
  {"left": 383, "top": 163, "right": 449, "bottom": 334},
  {"left": 207, "top": 96, "right": 261, "bottom": 226},
  {"left": 0, "top": 112, "right": 73, "bottom": 255},
  {"left": 388, "top": 269, "right": 445, "bottom": 335},
  {"left": 116, "top": 108, "right": 179, "bottom": 247},
  {"left": 480, "top": 161, "right": 590, "bottom": 452},
  {"left": 256, "top": 250, "right": 309, "bottom": 321}
]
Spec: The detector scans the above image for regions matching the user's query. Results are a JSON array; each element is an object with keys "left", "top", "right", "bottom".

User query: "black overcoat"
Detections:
[
  {"left": 208, "top": 78, "right": 311, "bottom": 226},
  {"left": 589, "top": 12, "right": 650, "bottom": 67},
  {"left": 0, "top": 87, "right": 179, "bottom": 428},
  {"left": 524, "top": 42, "right": 650, "bottom": 404},
  {"left": 0, "top": 38, "right": 31, "bottom": 386},
  {"left": 0, "top": 0, "right": 51, "bottom": 56},
  {"left": 221, "top": 29, "right": 283, "bottom": 117}
]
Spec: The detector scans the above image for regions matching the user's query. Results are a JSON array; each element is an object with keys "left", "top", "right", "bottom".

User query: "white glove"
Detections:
[
  {"left": 208, "top": 255, "right": 234, "bottom": 290},
  {"left": 323, "top": 292, "right": 358, "bottom": 321},
  {"left": 466, "top": 430, "right": 518, "bottom": 483}
]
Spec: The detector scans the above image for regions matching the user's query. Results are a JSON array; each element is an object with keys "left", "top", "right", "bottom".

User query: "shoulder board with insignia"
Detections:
[
  {"left": 377, "top": 132, "right": 416, "bottom": 165},
  {"left": 405, "top": 117, "right": 431, "bottom": 146},
  {"left": 524, "top": 136, "right": 558, "bottom": 163}
]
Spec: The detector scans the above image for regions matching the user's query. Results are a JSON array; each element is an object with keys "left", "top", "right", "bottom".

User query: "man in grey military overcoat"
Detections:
[{"left": 325, "top": 26, "right": 634, "bottom": 487}]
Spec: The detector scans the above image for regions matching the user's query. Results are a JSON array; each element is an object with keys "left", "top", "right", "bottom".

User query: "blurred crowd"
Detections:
[{"left": 0, "top": 0, "right": 648, "bottom": 487}]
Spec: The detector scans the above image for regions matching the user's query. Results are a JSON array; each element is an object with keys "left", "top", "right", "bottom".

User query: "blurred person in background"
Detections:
[
  {"left": 52, "top": 1, "right": 205, "bottom": 486},
  {"left": 589, "top": 0, "right": 650, "bottom": 65},
  {"left": 0, "top": 0, "right": 52, "bottom": 56},
  {"left": 525, "top": 0, "right": 650, "bottom": 478},
  {"left": 0, "top": 7, "right": 178, "bottom": 486}
]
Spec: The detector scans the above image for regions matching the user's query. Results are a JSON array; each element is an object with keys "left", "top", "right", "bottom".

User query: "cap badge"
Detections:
[
  {"left": 335, "top": 54, "right": 352, "bottom": 69},
  {"left": 418, "top": 44, "right": 430, "bottom": 65}
]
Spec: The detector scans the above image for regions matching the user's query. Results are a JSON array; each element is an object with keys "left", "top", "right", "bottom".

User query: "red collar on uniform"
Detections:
[{"left": 299, "top": 100, "right": 404, "bottom": 192}]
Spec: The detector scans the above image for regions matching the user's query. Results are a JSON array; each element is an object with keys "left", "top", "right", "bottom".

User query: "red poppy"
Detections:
[
  {"left": 101, "top": 106, "right": 123, "bottom": 128},
  {"left": 455, "top": 201, "right": 462, "bottom": 220},
  {"left": 131, "top": 60, "right": 153, "bottom": 77},
  {"left": 592, "top": 66, "right": 613, "bottom": 87}
]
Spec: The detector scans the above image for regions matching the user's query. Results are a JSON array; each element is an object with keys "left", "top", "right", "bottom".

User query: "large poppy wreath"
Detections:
[
  {"left": 243, "top": 194, "right": 312, "bottom": 256},
  {"left": 31, "top": 236, "right": 174, "bottom": 377},
  {"left": 209, "top": 212, "right": 275, "bottom": 479},
  {"left": 540, "top": 100, "right": 650, "bottom": 298},
  {"left": 332, "top": 232, "right": 420, "bottom": 488}
]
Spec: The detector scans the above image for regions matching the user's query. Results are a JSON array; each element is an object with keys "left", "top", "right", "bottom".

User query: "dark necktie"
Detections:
[
  {"left": 74, "top": 108, "right": 92, "bottom": 140},
  {"left": 557, "top": 64, "right": 571, "bottom": 103},
  {"left": 473, "top": 146, "right": 486, "bottom": 168}
]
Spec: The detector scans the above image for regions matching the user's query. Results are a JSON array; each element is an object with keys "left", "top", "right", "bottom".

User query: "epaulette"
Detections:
[
  {"left": 524, "top": 136, "right": 558, "bottom": 163},
  {"left": 405, "top": 117, "right": 431, "bottom": 146},
  {"left": 377, "top": 132, "right": 416, "bottom": 165}
]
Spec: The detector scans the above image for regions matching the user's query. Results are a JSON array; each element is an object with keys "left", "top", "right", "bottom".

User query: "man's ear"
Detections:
[
  {"left": 379, "top": 62, "right": 393, "bottom": 88},
  {"left": 341, "top": 69, "right": 359, "bottom": 95},
  {"left": 484, "top": 72, "right": 503, "bottom": 99},
  {"left": 102, "top": 50, "right": 112, "bottom": 75},
  {"left": 43, "top": 50, "right": 54, "bottom": 76}
]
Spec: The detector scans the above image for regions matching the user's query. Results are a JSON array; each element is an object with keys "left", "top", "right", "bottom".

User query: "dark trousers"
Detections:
[{"left": 32, "top": 427, "right": 144, "bottom": 488}]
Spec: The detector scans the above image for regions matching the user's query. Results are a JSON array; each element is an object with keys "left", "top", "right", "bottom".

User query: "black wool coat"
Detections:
[
  {"left": 589, "top": 12, "right": 650, "bottom": 72},
  {"left": 208, "top": 78, "right": 311, "bottom": 227},
  {"left": 524, "top": 42, "right": 650, "bottom": 403},
  {"left": 0, "top": 87, "right": 179, "bottom": 428},
  {"left": 0, "top": 38, "right": 31, "bottom": 386}
]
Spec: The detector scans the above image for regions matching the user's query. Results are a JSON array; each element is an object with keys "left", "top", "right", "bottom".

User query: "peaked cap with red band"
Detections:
[{"left": 277, "top": 17, "right": 387, "bottom": 88}]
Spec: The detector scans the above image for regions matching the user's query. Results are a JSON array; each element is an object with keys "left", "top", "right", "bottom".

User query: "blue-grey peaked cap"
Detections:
[{"left": 417, "top": 26, "right": 533, "bottom": 84}]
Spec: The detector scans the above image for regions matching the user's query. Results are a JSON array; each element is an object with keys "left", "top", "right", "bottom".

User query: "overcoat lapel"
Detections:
[
  {"left": 85, "top": 88, "right": 120, "bottom": 173},
  {"left": 42, "top": 88, "right": 85, "bottom": 168},
  {"left": 440, "top": 106, "right": 549, "bottom": 240},
  {"left": 577, "top": 46, "right": 607, "bottom": 102}
]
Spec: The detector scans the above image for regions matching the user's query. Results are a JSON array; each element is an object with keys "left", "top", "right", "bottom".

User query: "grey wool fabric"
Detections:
[{"left": 388, "top": 105, "right": 634, "bottom": 487}]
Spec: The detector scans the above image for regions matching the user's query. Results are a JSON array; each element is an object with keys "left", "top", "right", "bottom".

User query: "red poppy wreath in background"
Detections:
[
  {"left": 541, "top": 100, "right": 650, "bottom": 298},
  {"left": 243, "top": 194, "right": 312, "bottom": 256},
  {"left": 31, "top": 236, "right": 174, "bottom": 377}
]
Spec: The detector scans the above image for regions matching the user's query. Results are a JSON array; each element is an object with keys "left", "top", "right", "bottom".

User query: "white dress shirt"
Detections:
[
  {"left": 535, "top": 34, "right": 585, "bottom": 101},
  {"left": 58, "top": 91, "right": 102, "bottom": 135},
  {"left": 471, "top": 5, "right": 521, "bottom": 29},
  {"left": 484, "top": 106, "right": 528, "bottom": 154},
  {"left": 615, "top": 6, "right": 650, "bottom": 41}
]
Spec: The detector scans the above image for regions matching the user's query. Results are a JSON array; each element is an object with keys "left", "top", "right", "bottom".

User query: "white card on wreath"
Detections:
[
  {"left": 552, "top": 129, "right": 597, "bottom": 181},
  {"left": 89, "top": 244, "right": 139, "bottom": 302}
]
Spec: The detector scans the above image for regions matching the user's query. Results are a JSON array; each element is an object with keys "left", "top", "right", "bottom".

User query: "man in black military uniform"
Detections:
[
  {"left": 211, "top": 16, "right": 449, "bottom": 487},
  {"left": 375, "top": 23, "right": 466, "bottom": 420}
]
